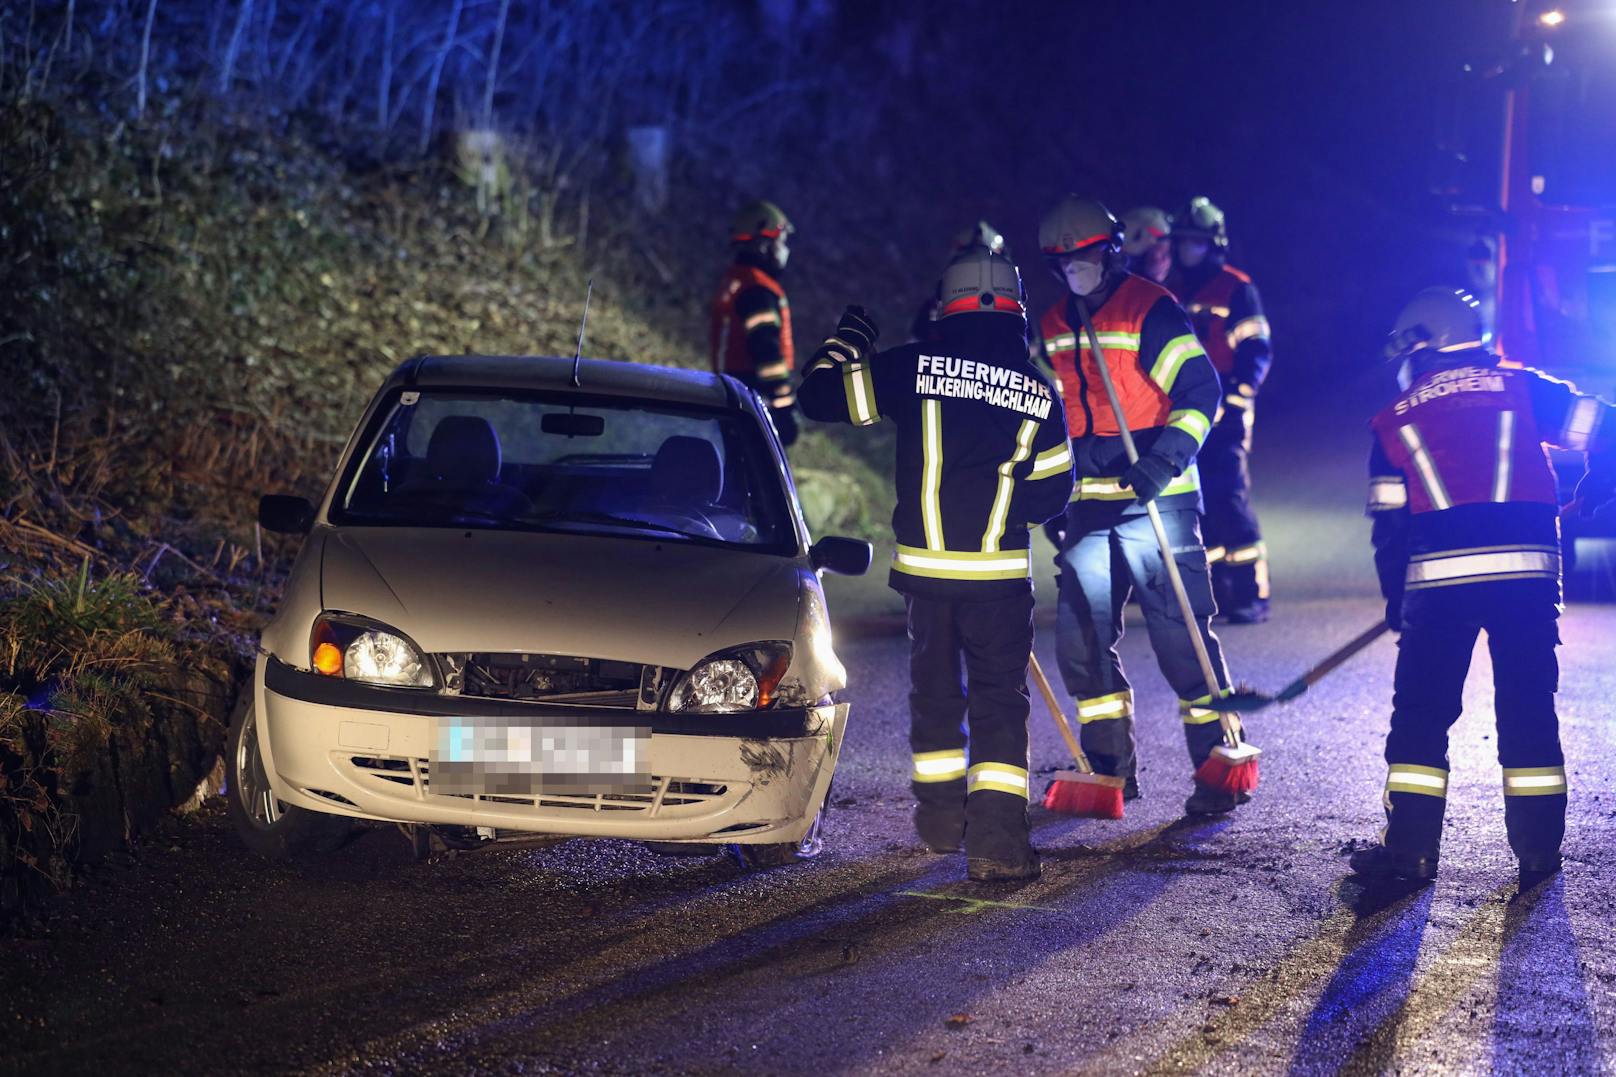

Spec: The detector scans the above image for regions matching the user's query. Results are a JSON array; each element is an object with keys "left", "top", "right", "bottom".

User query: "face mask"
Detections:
[
  {"left": 1177, "top": 239, "right": 1209, "bottom": 268},
  {"left": 1063, "top": 259, "right": 1104, "bottom": 296}
]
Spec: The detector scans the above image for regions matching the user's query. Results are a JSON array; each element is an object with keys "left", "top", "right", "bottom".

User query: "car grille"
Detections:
[
  {"left": 346, "top": 755, "right": 728, "bottom": 816},
  {"left": 437, "top": 652, "right": 653, "bottom": 709}
]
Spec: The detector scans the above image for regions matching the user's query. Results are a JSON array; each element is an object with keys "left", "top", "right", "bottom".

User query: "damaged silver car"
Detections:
[{"left": 231, "top": 355, "right": 870, "bottom": 865}]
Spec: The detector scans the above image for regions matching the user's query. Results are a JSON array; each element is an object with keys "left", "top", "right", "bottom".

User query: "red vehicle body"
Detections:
[{"left": 1436, "top": 1, "right": 1616, "bottom": 563}]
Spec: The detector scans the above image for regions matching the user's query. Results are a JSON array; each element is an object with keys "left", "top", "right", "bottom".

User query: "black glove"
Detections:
[
  {"left": 1575, "top": 461, "right": 1616, "bottom": 519},
  {"left": 1385, "top": 594, "right": 1403, "bottom": 633},
  {"left": 771, "top": 404, "right": 798, "bottom": 447},
  {"left": 1120, "top": 453, "right": 1178, "bottom": 504},
  {"left": 836, "top": 305, "right": 879, "bottom": 358}
]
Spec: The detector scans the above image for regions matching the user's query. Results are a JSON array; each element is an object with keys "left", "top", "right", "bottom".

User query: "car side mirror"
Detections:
[
  {"left": 810, "top": 536, "right": 872, "bottom": 576},
  {"left": 259, "top": 494, "right": 315, "bottom": 534}
]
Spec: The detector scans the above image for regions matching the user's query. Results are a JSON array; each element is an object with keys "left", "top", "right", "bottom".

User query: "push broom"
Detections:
[
  {"left": 1030, "top": 653, "right": 1126, "bottom": 819},
  {"left": 1072, "top": 300, "right": 1262, "bottom": 797}
]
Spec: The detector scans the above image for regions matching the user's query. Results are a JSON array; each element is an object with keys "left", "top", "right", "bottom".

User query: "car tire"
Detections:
[
  {"left": 726, "top": 797, "right": 828, "bottom": 869},
  {"left": 225, "top": 681, "right": 355, "bottom": 860}
]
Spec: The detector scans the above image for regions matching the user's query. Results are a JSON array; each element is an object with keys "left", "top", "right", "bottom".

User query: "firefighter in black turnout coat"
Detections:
[
  {"left": 798, "top": 248, "right": 1075, "bottom": 881},
  {"left": 1353, "top": 287, "right": 1616, "bottom": 890}
]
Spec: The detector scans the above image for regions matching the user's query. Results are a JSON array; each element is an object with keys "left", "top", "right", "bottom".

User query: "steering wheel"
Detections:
[{"left": 649, "top": 506, "right": 722, "bottom": 539}]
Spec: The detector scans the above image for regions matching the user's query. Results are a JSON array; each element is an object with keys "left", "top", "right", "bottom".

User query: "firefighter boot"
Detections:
[
  {"left": 964, "top": 789, "right": 1039, "bottom": 881},
  {"left": 1348, "top": 843, "right": 1439, "bottom": 885},
  {"left": 1503, "top": 766, "right": 1567, "bottom": 892},
  {"left": 1183, "top": 782, "right": 1252, "bottom": 816},
  {"left": 913, "top": 801, "right": 965, "bottom": 854}
]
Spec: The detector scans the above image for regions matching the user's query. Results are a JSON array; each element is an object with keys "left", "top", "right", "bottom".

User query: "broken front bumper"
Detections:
[{"left": 253, "top": 655, "right": 847, "bottom": 845}]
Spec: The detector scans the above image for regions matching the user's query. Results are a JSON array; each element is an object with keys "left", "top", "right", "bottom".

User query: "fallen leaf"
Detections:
[{"left": 944, "top": 1013, "right": 973, "bottom": 1029}]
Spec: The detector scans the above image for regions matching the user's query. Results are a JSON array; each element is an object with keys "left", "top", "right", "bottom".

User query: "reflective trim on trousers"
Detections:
[
  {"left": 1180, "top": 694, "right": 1225, "bottom": 725},
  {"left": 1405, "top": 546, "right": 1560, "bottom": 590},
  {"left": 1076, "top": 690, "right": 1133, "bottom": 723},
  {"left": 967, "top": 761, "right": 1030, "bottom": 799},
  {"left": 912, "top": 748, "right": 968, "bottom": 783},
  {"left": 1503, "top": 765, "right": 1567, "bottom": 797},
  {"left": 1386, "top": 763, "right": 1449, "bottom": 798}
]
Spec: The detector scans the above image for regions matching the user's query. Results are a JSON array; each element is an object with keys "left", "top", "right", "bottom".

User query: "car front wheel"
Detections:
[
  {"left": 225, "top": 682, "right": 353, "bottom": 860},
  {"left": 727, "top": 796, "right": 828, "bottom": 869}
]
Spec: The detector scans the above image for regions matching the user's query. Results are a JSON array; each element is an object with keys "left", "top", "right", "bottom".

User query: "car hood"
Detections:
[{"left": 320, "top": 528, "right": 804, "bottom": 670}]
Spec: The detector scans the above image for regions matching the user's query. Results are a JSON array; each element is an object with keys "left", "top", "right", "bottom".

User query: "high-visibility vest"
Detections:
[
  {"left": 1176, "top": 264, "right": 1261, "bottom": 376},
  {"left": 1372, "top": 365, "right": 1558, "bottom": 516},
  {"left": 1038, "top": 275, "right": 1175, "bottom": 438},
  {"left": 709, "top": 263, "right": 793, "bottom": 379}
]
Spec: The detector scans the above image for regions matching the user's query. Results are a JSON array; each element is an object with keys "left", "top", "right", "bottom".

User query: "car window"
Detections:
[{"left": 332, "top": 389, "right": 797, "bottom": 554}]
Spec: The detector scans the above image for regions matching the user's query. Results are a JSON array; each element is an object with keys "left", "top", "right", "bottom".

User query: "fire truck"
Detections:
[{"left": 1432, "top": 1, "right": 1616, "bottom": 571}]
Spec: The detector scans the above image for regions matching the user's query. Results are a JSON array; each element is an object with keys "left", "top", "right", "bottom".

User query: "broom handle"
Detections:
[
  {"left": 1028, "top": 653, "right": 1094, "bottom": 775},
  {"left": 1278, "top": 620, "right": 1392, "bottom": 698},
  {"left": 1072, "top": 300, "right": 1238, "bottom": 745}
]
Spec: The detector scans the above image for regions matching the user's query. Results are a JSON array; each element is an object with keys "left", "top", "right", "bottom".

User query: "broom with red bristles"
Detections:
[
  {"left": 1071, "top": 300, "right": 1263, "bottom": 797},
  {"left": 1030, "top": 653, "right": 1126, "bottom": 819}
]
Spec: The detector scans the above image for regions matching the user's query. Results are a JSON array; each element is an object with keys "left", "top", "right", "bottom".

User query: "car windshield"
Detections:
[{"left": 330, "top": 388, "right": 798, "bottom": 553}]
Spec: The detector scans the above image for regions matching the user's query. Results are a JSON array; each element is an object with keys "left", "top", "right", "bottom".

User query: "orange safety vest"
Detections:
[
  {"left": 1038, "top": 275, "right": 1173, "bottom": 438},
  {"left": 1175, "top": 265, "right": 1251, "bottom": 376},
  {"left": 709, "top": 263, "right": 794, "bottom": 378}
]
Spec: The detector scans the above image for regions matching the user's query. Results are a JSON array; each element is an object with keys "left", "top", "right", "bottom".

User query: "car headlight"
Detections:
[
  {"left": 310, "top": 614, "right": 435, "bottom": 688},
  {"left": 668, "top": 643, "right": 791, "bottom": 714}
]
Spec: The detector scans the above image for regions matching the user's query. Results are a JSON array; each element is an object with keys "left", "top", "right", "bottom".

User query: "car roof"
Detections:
[{"left": 389, "top": 355, "right": 742, "bottom": 409}]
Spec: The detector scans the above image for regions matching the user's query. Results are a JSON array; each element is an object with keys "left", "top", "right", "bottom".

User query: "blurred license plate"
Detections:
[{"left": 431, "top": 717, "right": 650, "bottom": 796}]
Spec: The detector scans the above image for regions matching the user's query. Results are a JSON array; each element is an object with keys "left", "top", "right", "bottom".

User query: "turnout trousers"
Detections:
[
  {"left": 1199, "top": 410, "right": 1268, "bottom": 610},
  {"left": 1382, "top": 586, "right": 1565, "bottom": 865},
  {"left": 1054, "top": 507, "right": 1233, "bottom": 782},
  {"left": 906, "top": 590, "right": 1036, "bottom": 862}
]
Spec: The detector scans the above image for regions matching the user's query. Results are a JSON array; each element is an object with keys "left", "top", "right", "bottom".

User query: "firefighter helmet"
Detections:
[
  {"left": 729, "top": 200, "right": 793, "bottom": 243},
  {"left": 1120, "top": 206, "right": 1172, "bottom": 256},
  {"left": 1173, "top": 196, "right": 1228, "bottom": 248},
  {"left": 952, "top": 219, "right": 1008, "bottom": 257},
  {"left": 1385, "top": 286, "right": 1491, "bottom": 362},
  {"left": 1038, "top": 196, "right": 1122, "bottom": 256},
  {"left": 936, "top": 247, "right": 1026, "bottom": 322}
]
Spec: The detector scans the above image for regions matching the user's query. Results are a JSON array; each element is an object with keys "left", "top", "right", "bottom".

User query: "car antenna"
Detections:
[{"left": 571, "top": 278, "right": 593, "bottom": 388}]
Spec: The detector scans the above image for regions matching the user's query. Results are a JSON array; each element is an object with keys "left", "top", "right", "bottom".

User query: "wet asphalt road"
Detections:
[{"left": 6, "top": 385, "right": 1616, "bottom": 1075}]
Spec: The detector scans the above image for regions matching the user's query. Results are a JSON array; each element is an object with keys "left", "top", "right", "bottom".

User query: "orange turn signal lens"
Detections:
[{"left": 312, "top": 641, "right": 344, "bottom": 676}]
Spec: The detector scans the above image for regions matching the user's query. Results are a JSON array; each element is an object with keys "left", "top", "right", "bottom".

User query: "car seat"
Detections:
[{"left": 405, "top": 415, "right": 530, "bottom": 517}]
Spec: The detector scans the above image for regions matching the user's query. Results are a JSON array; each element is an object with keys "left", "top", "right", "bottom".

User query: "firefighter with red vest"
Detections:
[
  {"left": 711, "top": 200, "right": 798, "bottom": 446},
  {"left": 798, "top": 247, "right": 1075, "bottom": 881},
  {"left": 1035, "top": 196, "right": 1247, "bottom": 816},
  {"left": 1120, "top": 206, "right": 1172, "bottom": 284},
  {"left": 1353, "top": 287, "right": 1616, "bottom": 891},
  {"left": 1166, "top": 196, "right": 1273, "bottom": 623}
]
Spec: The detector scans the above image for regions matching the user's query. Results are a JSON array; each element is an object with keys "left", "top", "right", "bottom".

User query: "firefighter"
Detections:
[
  {"left": 1353, "top": 286, "right": 1616, "bottom": 891},
  {"left": 1166, "top": 196, "right": 1273, "bottom": 623},
  {"left": 1036, "top": 195, "right": 1246, "bottom": 815},
  {"left": 910, "top": 220, "right": 1009, "bottom": 343},
  {"left": 798, "top": 247, "right": 1074, "bottom": 881},
  {"left": 711, "top": 200, "right": 798, "bottom": 446},
  {"left": 1120, "top": 206, "right": 1172, "bottom": 284}
]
